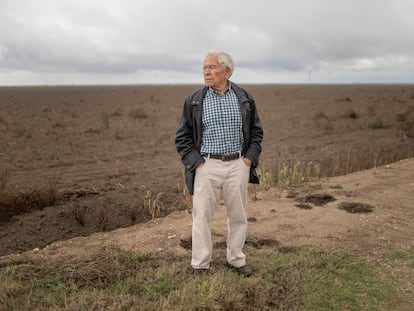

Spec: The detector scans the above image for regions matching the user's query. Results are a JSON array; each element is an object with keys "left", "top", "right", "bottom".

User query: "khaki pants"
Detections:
[{"left": 191, "top": 156, "right": 250, "bottom": 269}]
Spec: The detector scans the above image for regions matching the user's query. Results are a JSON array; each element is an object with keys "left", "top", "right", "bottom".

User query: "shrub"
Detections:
[
  {"left": 343, "top": 108, "right": 358, "bottom": 119},
  {"left": 129, "top": 108, "right": 147, "bottom": 119},
  {"left": 338, "top": 202, "right": 375, "bottom": 213},
  {"left": 0, "top": 168, "right": 9, "bottom": 191},
  {"left": 368, "top": 117, "right": 385, "bottom": 129},
  {"left": 72, "top": 202, "right": 87, "bottom": 226},
  {"left": 277, "top": 161, "right": 321, "bottom": 186}
]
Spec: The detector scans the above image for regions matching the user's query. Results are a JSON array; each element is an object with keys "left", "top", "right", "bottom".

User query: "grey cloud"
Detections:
[{"left": 1, "top": 0, "right": 414, "bottom": 84}]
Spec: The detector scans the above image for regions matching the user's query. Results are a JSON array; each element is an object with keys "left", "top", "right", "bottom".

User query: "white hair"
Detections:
[{"left": 204, "top": 51, "right": 234, "bottom": 74}]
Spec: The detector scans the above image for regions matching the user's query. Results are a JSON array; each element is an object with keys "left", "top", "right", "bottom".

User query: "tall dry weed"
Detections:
[
  {"left": 179, "top": 169, "right": 192, "bottom": 213},
  {"left": 129, "top": 107, "right": 147, "bottom": 119},
  {"left": 72, "top": 202, "right": 87, "bottom": 226},
  {"left": 0, "top": 116, "right": 8, "bottom": 131},
  {"left": 396, "top": 106, "right": 414, "bottom": 138},
  {"left": 98, "top": 205, "right": 109, "bottom": 231},
  {"left": 143, "top": 190, "right": 162, "bottom": 219},
  {"left": 130, "top": 186, "right": 163, "bottom": 221},
  {"left": 0, "top": 168, "right": 10, "bottom": 191},
  {"left": 129, "top": 197, "right": 144, "bottom": 223}
]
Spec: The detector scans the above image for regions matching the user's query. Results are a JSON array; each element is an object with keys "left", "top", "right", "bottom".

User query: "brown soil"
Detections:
[{"left": 1, "top": 84, "right": 414, "bottom": 263}]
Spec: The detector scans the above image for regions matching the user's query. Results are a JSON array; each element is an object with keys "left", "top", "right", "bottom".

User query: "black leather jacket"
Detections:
[{"left": 175, "top": 82, "right": 263, "bottom": 194}]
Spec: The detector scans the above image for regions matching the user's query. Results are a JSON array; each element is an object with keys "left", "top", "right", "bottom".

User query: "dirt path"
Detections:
[{"left": 2, "top": 158, "right": 413, "bottom": 266}]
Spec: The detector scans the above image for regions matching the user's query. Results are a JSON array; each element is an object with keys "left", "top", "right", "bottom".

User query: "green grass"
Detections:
[{"left": 1, "top": 244, "right": 413, "bottom": 310}]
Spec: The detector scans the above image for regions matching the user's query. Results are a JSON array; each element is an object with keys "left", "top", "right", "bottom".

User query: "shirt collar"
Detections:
[{"left": 208, "top": 82, "right": 232, "bottom": 95}]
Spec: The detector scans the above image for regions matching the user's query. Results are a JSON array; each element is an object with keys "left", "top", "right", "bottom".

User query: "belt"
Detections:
[{"left": 206, "top": 152, "right": 241, "bottom": 161}]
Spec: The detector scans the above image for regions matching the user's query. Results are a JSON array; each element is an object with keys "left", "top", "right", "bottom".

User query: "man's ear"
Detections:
[{"left": 226, "top": 68, "right": 233, "bottom": 79}]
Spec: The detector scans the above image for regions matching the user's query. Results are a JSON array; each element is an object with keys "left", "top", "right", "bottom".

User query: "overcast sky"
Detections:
[{"left": 1, "top": 0, "right": 414, "bottom": 85}]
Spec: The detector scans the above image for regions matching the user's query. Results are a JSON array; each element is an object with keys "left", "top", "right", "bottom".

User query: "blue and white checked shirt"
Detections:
[{"left": 200, "top": 85, "right": 243, "bottom": 155}]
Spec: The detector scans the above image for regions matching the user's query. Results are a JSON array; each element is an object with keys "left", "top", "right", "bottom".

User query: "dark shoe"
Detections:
[
  {"left": 193, "top": 268, "right": 209, "bottom": 276},
  {"left": 225, "top": 262, "right": 253, "bottom": 277}
]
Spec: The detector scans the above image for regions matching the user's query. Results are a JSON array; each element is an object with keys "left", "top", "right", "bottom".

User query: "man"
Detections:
[{"left": 175, "top": 51, "right": 263, "bottom": 276}]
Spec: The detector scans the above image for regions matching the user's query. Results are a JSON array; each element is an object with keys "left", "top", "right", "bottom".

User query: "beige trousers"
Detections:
[{"left": 191, "top": 156, "right": 250, "bottom": 269}]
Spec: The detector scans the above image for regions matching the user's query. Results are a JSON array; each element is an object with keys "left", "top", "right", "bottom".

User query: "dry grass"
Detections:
[
  {"left": 313, "top": 111, "right": 334, "bottom": 131},
  {"left": 0, "top": 168, "right": 9, "bottom": 191},
  {"left": 1, "top": 185, "right": 58, "bottom": 220},
  {"left": 129, "top": 186, "right": 164, "bottom": 223},
  {"left": 129, "top": 197, "right": 144, "bottom": 224},
  {"left": 72, "top": 202, "right": 87, "bottom": 226},
  {"left": 318, "top": 145, "right": 414, "bottom": 177},
  {"left": 143, "top": 190, "right": 163, "bottom": 219},
  {"left": 342, "top": 108, "right": 359, "bottom": 119},
  {"left": 1, "top": 244, "right": 410, "bottom": 310},
  {"left": 368, "top": 116, "right": 386, "bottom": 129},
  {"left": 395, "top": 106, "right": 414, "bottom": 138},
  {"left": 295, "top": 203, "right": 313, "bottom": 210},
  {"left": 0, "top": 116, "right": 8, "bottom": 131},
  {"left": 129, "top": 107, "right": 147, "bottom": 119},
  {"left": 97, "top": 197, "right": 110, "bottom": 231}
]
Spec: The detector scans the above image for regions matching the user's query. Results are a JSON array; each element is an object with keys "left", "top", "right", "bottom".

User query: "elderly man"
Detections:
[{"left": 175, "top": 51, "right": 263, "bottom": 276}]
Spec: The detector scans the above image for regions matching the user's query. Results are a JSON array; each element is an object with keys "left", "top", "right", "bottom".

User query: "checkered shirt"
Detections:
[{"left": 200, "top": 85, "right": 243, "bottom": 155}]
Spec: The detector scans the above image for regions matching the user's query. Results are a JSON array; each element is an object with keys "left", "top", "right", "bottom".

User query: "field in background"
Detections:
[{"left": 1, "top": 84, "right": 414, "bottom": 256}]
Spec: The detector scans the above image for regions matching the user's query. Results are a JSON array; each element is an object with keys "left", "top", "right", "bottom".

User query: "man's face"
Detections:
[{"left": 203, "top": 55, "right": 230, "bottom": 90}]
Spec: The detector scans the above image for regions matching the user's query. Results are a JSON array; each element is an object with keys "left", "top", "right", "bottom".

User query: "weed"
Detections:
[
  {"left": 98, "top": 197, "right": 110, "bottom": 231},
  {"left": 295, "top": 193, "right": 336, "bottom": 206},
  {"left": 258, "top": 166, "right": 274, "bottom": 190},
  {"left": 179, "top": 169, "right": 192, "bottom": 213},
  {"left": 0, "top": 116, "right": 8, "bottom": 131},
  {"left": 0, "top": 168, "right": 9, "bottom": 191},
  {"left": 129, "top": 197, "right": 144, "bottom": 223},
  {"left": 295, "top": 203, "right": 313, "bottom": 209},
  {"left": 110, "top": 108, "right": 123, "bottom": 117},
  {"left": 368, "top": 117, "right": 385, "bottom": 129},
  {"left": 396, "top": 107, "right": 414, "bottom": 138},
  {"left": 1, "top": 183, "right": 59, "bottom": 223},
  {"left": 129, "top": 107, "right": 147, "bottom": 119},
  {"left": 72, "top": 202, "right": 87, "bottom": 226},
  {"left": 313, "top": 111, "right": 334, "bottom": 131},
  {"left": 151, "top": 192, "right": 164, "bottom": 219},
  {"left": 101, "top": 112, "right": 109, "bottom": 130},
  {"left": 313, "top": 111, "right": 329, "bottom": 121},
  {"left": 14, "top": 186, "right": 58, "bottom": 210},
  {"left": 181, "top": 184, "right": 192, "bottom": 213},
  {"left": 396, "top": 113, "right": 407, "bottom": 123},
  {"left": 336, "top": 96, "right": 352, "bottom": 102},
  {"left": 343, "top": 108, "right": 359, "bottom": 119},
  {"left": 130, "top": 186, "right": 163, "bottom": 220},
  {"left": 248, "top": 165, "right": 275, "bottom": 200},
  {"left": 366, "top": 104, "right": 377, "bottom": 117},
  {"left": 52, "top": 121, "right": 65, "bottom": 128},
  {"left": 338, "top": 202, "right": 375, "bottom": 213},
  {"left": 277, "top": 161, "right": 321, "bottom": 186}
]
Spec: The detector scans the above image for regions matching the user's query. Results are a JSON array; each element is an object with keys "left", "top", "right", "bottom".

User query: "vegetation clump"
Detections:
[
  {"left": 295, "top": 193, "right": 336, "bottom": 206},
  {"left": 295, "top": 203, "right": 313, "bottom": 209},
  {"left": 338, "top": 201, "right": 375, "bottom": 213}
]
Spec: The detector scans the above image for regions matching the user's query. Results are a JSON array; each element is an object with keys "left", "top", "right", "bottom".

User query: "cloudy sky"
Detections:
[{"left": 1, "top": 0, "right": 414, "bottom": 85}]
